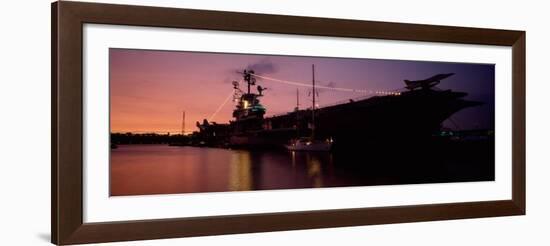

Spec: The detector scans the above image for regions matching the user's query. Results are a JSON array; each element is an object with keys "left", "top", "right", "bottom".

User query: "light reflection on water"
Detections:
[
  {"left": 110, "top": 142, "right": 494, "bottom": 196},
  {"left": 110, "top": 145, "right": 337, "bottom": 196},
  {"left": 229, "top": 150, "right": 252, "bottom": 191}
]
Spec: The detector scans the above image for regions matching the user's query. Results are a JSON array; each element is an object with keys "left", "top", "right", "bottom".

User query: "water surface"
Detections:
[{"left": 110, "top": 144, "right": 493, "bottom": 196}]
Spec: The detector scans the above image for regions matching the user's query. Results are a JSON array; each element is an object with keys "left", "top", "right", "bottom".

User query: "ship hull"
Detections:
[
  {"left": 319, "top": 90, "right": 480, "bottom": 145},
  {"left": 228, "top": 129, "right": 295, "bottom": 148}
]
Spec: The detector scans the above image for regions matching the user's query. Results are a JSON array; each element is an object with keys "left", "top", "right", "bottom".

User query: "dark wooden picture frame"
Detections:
[{"left": 52, "top": 1, "right": 525, "bottom": 245}]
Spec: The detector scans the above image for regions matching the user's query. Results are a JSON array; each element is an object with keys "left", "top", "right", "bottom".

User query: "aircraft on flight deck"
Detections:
[{"left": 404, "top": 73, "right": 455, "bottom": 90}]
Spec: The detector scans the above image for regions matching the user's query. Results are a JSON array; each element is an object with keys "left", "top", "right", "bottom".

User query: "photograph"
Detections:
[{"left": 109, "top": 48, "right": 495, "bottom": 196}]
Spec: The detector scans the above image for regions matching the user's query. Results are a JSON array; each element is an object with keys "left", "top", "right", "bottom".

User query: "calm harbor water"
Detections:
[{"left": 110, "top": 143, "right": 494, "bottom": 196}]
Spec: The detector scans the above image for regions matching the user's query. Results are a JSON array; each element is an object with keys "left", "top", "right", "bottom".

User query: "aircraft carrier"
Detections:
[{"left": 194, "top": 69, "right": 482, "bottom": 150}]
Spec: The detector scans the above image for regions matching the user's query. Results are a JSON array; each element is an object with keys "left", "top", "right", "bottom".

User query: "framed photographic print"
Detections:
[{"left": 52, "top": 1, "right": 525, "bottom": 245}]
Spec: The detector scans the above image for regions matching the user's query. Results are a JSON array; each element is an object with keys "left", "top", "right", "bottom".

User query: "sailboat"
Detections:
[{"left": 286, "top": 64, "right": 333, "bottom": 152}]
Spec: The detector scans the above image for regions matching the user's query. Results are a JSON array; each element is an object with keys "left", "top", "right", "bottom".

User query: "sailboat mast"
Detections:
[
  {"left": 296, "top": 88, "right": 300, "bottom": 110},
  {"left": 181, "top": 111, "right": 185, "bottom": 135},
  {"left": 296, "top": 88, "right": 300, "bottom": 138},
  {"left": 311, "top": 64, "right": 316, "bottom": 139}
]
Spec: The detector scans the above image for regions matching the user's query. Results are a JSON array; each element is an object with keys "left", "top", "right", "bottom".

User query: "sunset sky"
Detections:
[{"left": 110, "top": 48, "right": 495, "bottom": 134}]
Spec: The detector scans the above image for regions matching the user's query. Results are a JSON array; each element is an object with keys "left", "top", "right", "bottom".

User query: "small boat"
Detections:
[
  {"left": 286, "top": 137, "right": 333, "bottom": 151},
  {"left": 285, "top": 64, "right": 333, "bottom": 152}
]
